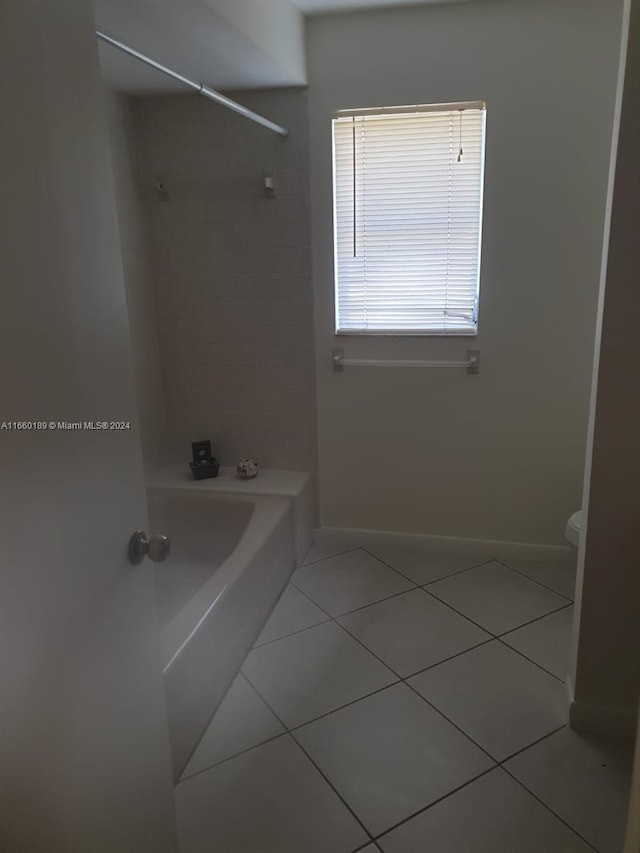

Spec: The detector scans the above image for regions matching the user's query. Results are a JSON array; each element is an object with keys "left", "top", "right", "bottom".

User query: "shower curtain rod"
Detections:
[{"left": 96, "top": 31, "right": 289, "bottom": 137}]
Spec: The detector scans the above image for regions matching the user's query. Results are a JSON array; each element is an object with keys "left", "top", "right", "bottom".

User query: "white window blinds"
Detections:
[{"left": 332, "top": 102, "right": 486, "bottom": 335}]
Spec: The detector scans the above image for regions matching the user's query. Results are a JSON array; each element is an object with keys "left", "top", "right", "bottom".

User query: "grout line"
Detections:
[
  {"left": 239, "top": 669, "right": 279, "bottom": 708},
  {"left": 248, "top": 636, "right": 566, "bottom": 762},
  {"left": 287, "top": 579, "right": 335, "bottom": 618},
  {"left": 420, "top": 586, "right": 502, "bottom": 637},
  {"left": 402, "top": 679, "right": 498, "bottom": 765},
  {"left": 362, "top": 546, "right": 496, "bottom": 588},
  {"left": 299, "top": 541, "right": 315, "bottom": 564},
  {"left": 495, "top": 602, "right": 574, "bottom": 638},
  {"left": 331, "top": 585, "right": 419, "bottom": 616},
  {"left": 249, "top": 583, "right": 295, "bottom": 647},
  {"left": 192, "top": 619, "right": 569, "bottom": 784},
  {"left": 398, "top": 628, "right": 567, "bottom": 687},
  {"left": 251, "top": 573, "right": 573, "bottom": 741},
  {"left": 291, "top": 734, "right": 375, "bottom": 842},
  {"left": 372, "top": 766, "right": 498, "bottom": 844},
  {"left": 244, "top": 591, "right": 498, "bottom": 759},
  {"left": 262, "top": 592, "right": 497, "bottom": 740},
  {"left": 496, "top": 724, "right": 567, "bottom": 765},
  {"left": 214, "top": 575, "right": 381, "bottom": 844},
  {"left": 197, "top": 546, "right": 586, "bottom": 848},
  {"left": 300, "top": 545, "right": 362, "bottom": 567},
  {"left": 175, "top": 674, "right": 235, "bottom": 781},
  {"left": 328, "top": 603, "right": 494, "bottom": 684},
  {"left": 500, "top": 764, "right": 601, "bottom": 852},
  {"left": 301, "top": 542, "right": 427, "bottom": 589},
  {"left": 418, "top": 557, "right": 508, "bottom": 587},
  {"left": 289, "top": 578, "right": 417, "bottom": 620},
  {"left": 252, "top": 613, "right": 332, "bottom": 649},
  {"left": 494, "top": 558, "right": 575, "bottom": 603},
  {"left": 178, "top": 730, "right": 288, "bottom": 783},
  {"left": 297, "top": 548, "right": 546, "bottom": 635},
  {"left": 419, "top": 584, "right": 574, "bottom": 682},
  {"left": 227, "top": 680, "right": 375, "bottom": 844},
  {"left": 496, "top": 637, "right": 566, "bottom": 683},
  {"left": 288, "top": 682, "right": 402, "bottom": 733},
  {"left": 498, "top": 603, "right": 574, "bottom": 639},
  {"left": 498, "top": 601, "right": 572, "bottom": 637},
  {"left": 422, "top": 583, "right": 573, "bottom": 643},
  {"left": 251, "top": 623, "right": 533, "bottom": 742},
  {"left": 306, "top": 546, "right": 420, "bottom": 604},
  {"left": 394, "top": 638, "right": 496, "bottom": 681},
  {"left": 263, "top": 602, "right": 501, "bottom": 767},
  {"left": 356, "top": 546, "right": 441, "bottom": 586},
  {"left": 373, "top": 755, "right": 600, "bottom": 853},
  {"left": 371, "top": 726, "right": 588, "bottom": 848}
]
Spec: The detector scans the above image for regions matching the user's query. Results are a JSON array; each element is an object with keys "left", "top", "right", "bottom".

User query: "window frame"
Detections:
[{"left": 331, "top": 101, "right": 487, "bottom": 338}]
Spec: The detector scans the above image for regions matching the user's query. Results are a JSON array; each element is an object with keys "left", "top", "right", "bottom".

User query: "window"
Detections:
[{"left": 332, "top": 102, "right": 486, "bottom": 335}]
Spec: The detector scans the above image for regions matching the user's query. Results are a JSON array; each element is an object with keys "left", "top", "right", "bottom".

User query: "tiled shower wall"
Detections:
[
  {"left": 106, "top": 91, "right": 167, "bottom": 475},
  {"left": 133, "top": 88, "right": 317, "bottom": 472}
]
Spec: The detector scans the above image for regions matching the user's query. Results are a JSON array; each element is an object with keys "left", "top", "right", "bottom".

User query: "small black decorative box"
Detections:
[
  {"left": 189, "top": 458, "right": 220, "bottom": 480},
  {"left": 189, "top": 440, "right": 220, "bottom": 480}
]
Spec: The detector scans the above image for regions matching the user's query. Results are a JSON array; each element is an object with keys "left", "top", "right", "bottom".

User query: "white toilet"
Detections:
[{"left": 565, "top": 510, "right": 582, "bottom": 548}]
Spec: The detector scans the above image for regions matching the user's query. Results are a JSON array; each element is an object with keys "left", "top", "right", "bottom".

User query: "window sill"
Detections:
[{"left": 335, "top": 329, "right": 478, "bottom": 338}]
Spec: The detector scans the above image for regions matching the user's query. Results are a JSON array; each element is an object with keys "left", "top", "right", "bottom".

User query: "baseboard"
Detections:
[
  {"left": 313, "top": 525, "right": 572, "bottom": 563},
  {"left": 568, "top": 683, "right": 637, "bottom": 739}
]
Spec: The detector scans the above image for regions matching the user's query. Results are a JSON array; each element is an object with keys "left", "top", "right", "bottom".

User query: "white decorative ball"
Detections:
[{"left": 237, "top": 458, "right": 259, "bottom": 479}]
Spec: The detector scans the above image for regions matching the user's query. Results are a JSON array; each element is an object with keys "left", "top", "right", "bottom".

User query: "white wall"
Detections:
[
  {"left": 570, "top": 0, "right": 640, "bottom": 736},
  {"left": 105, "top": 92, "right": 168, "bottom": 475},
  {"left": 308, "top": 0, "right": 625, "bottom": 545}
]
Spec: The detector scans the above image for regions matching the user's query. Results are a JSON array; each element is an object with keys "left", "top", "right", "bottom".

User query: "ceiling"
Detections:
[
  {"left": 95, "top": 0, "right": 465, "bottom": 94},
  {"left": 95, "top": 0, "right": 306, "bottom": 93},
  {"left": 294, "top": 0, "right": 461, "bottom": 12}
]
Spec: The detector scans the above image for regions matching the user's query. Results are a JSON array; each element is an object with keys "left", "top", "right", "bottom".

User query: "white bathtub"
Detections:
[{"left": 147, "top": 487, "right": 295, "bottom": 778}]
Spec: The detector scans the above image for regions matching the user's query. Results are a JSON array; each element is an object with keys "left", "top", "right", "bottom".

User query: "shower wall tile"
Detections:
[
  {"left": 106, "top": 92, "right": 167, "bottom": 475},
  {"left": 133, "top": 88, "right": 317, "bottom": 471},
  {"left": 218, "top": 297, "right": 312, "bottom": 323}
]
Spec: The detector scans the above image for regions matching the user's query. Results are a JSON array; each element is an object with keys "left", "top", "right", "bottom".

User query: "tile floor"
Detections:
[{"left": 175, "top": 539, "right": 633, "bottom": 853}]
